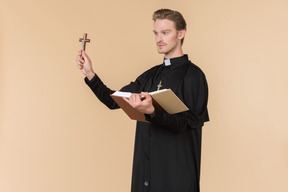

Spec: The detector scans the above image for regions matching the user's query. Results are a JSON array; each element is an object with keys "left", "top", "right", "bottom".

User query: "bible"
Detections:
[{"left": 111, "top": 89, "right": 189, "bottom": 122}]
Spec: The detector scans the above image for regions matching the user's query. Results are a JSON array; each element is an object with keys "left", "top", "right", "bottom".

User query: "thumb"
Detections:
[
  {"left": 81, "top": 50, "right": 90, "bottom": 62},
  {"left": 81, "top": 50, "right": 86, "bottom": 58},
  {"left": 141, "top": 92, "right": 149, "bottom": 96}
]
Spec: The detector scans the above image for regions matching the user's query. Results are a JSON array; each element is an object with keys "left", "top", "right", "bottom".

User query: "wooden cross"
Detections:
[
  {"left": 157, "top": 80, "right": 162, "bottom": 91},
  {"left": 79, "top": 33, "right": 90, "bottom": 51}
]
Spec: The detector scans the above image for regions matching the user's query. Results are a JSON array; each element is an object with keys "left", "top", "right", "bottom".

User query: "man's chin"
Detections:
[{"left": 157, "top": 49, "right": 166, "bottom": 54}]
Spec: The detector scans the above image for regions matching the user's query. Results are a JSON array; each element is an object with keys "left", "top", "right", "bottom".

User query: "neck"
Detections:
[{"left": 164, "top": 47, "right": 184, "bottom": 59}]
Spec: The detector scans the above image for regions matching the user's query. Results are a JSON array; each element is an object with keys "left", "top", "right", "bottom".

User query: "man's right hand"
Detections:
[{"left": 76, "top": 50, "right": 95, "bottom": 80}]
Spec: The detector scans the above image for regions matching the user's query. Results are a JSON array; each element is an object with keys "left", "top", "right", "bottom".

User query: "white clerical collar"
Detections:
[{"left": 164, "top": 59, "right": 171, "bottom": 66}]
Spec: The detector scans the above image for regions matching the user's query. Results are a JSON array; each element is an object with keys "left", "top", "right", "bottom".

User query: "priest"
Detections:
[{"left": 76, "top": 9, "right": 209, "bottom": 192}]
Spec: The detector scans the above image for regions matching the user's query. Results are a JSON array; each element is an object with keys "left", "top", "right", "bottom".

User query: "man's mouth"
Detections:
[{"left": 157, "top": 44, "right": 166, "bottom": 48}]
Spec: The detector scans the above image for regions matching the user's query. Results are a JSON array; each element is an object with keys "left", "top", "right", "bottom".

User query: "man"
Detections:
[{"left": 76, "top": 9, "right": 209, "bottom": 192}]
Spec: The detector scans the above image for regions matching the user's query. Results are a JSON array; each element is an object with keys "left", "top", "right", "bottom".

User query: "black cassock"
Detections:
[{"left": 85, "top": 55, "right": 209, "bottom": 192}]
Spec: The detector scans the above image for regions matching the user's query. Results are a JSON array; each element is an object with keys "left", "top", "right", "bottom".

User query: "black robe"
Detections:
[{"left": 85, "top": 54, "right": 209, "bottom": 192}]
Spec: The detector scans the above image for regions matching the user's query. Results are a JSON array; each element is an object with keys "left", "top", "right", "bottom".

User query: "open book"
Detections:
[{"left": 111, "top": 89, "right": 189, "bottom": 122}]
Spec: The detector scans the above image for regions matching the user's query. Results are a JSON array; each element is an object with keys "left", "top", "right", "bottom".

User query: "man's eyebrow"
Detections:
[{"left": 153, "top": 29, "right": 171, "bottom": 32}]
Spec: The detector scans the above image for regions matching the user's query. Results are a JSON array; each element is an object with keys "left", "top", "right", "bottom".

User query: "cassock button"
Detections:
[
  {"left": 144, "top": 181, "right": 149, "bottom": 187},
  {"left": 148, "top": 132, "right": 152, "bottom": 137},
  {"left": 146, "top": 155, "right": 150, "bottom": 160}
]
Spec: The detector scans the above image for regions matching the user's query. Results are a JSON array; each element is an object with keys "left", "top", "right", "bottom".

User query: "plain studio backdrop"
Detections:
[{"left": 1, "top": 0, "right": 288, "bottom": 192}]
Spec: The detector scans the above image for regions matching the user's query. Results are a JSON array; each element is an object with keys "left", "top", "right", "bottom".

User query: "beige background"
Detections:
[{"left": 1, "top": 0, "right": 288, "bottom": 192}]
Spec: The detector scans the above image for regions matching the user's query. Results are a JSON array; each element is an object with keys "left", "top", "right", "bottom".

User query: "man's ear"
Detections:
[{"left": 178, "top": 29, "right": 186, "bottom": 41}]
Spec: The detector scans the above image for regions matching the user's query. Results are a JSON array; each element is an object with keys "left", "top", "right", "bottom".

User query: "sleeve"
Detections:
[
  {"left": 85, "top": 69, "right": 151, "bottom": 110},
  {"left": 85, "top": 74, "right": 119, "bottom": 109},
  {"left": 145, "top": 68, "right": 209, "bottom": 132}
]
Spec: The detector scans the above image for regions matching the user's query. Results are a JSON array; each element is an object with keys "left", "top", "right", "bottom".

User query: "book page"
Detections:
[
  {"left": 112, "top": 91, "right": 132, "bottom": 98},
  {"left": 149, "top": 89, "right": 168, "bottom": 95}
]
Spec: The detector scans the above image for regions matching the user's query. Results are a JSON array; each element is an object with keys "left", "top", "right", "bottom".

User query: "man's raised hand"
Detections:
[{"left": 76, "top": 50, "right": 95, "bottom": 80}]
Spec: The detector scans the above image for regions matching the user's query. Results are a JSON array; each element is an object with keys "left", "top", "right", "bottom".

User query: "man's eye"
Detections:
[{"left": 163, "top": 32, "right": 168, "bottom": 35}]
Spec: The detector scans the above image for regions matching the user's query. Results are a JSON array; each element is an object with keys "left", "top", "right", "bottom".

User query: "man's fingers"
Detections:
[
  {"left": 129, "top": 94, "right": 135, "bottom": 104},
  {"left": 125, "top": 93, "right": 152, "bottom": 108},
  {"left": 141, "top": 92, "right": 151, "bottom": 101},
  {"left": 131, "top": 94, "right": 141, "bottom": 103},
  {"left": 141, "top": 92, "right": 149, "bottom": 97},
  {"left": 76, "top": 55, "right": 84, "bottom": 64},
  {"left": 77, "top": 64, "right": 83, "bottom": 69},
  {"left": 76, "top": 58, "right": 83, "bottom": 65},
  {"left": 136, "top": 94, "right": 142, "bottom": 102}
]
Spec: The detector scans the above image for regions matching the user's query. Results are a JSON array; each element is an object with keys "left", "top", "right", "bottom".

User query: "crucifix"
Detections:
[
  {"left": 157, "top": 80, "right": 162, "bottom": 91},
  {"left": 79, "top": 33, "right": 90, "bottom": 51}
]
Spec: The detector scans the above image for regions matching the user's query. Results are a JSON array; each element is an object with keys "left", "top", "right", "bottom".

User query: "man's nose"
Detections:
[{"left": 155, "top": 35, "right": 162, "bottom": 42}]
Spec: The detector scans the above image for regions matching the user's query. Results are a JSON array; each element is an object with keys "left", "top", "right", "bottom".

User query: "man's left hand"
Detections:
[{"left": 123, "top": 92, "right": 155, "bottom": 115}]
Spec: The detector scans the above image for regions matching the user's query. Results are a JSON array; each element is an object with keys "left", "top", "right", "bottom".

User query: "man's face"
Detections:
[{"left": 153, "top": 19, "right": 184, "bottom": 58}]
